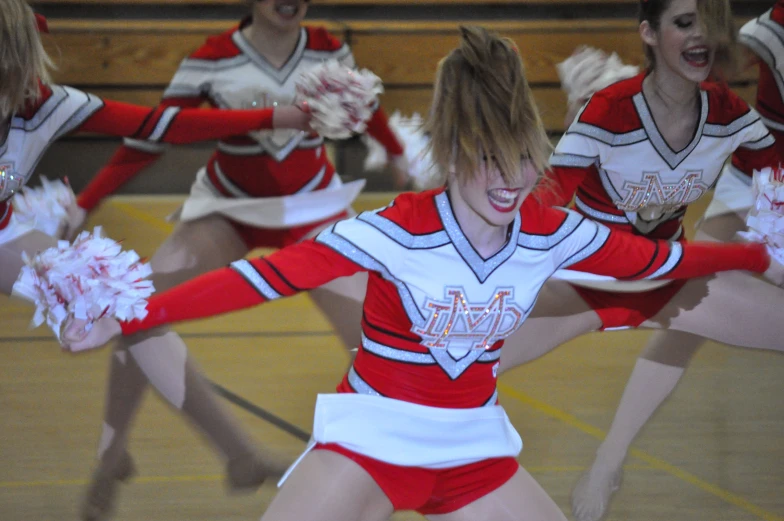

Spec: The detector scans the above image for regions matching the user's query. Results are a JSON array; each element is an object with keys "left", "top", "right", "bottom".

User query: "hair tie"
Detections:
[{"left": 35, "top": 13, "right": 49, "bottom": 34}]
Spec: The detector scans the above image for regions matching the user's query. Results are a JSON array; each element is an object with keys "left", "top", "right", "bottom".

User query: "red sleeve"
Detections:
[
  {"left": 569, "top": 222, "right": 771, "bottom": 279},
  {"left": 365, "top": 107, "right": 404, "bottom": 156},
  {"left": 120, "top": 238, "right": 366, "bottom": 335},
  {"left": 731, "top": 140, "right": 780, "bottom": 178},
  {"left": 533, "top": 164, "right": 593, "bottom": 208},
  {"left": 75, "top": 96, "right": 204, "bottom": 211},
  {"left": 75, "top": 98, "right": 275, "bottom": 143}
]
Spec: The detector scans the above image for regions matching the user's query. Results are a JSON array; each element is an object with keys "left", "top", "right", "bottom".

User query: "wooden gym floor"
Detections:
[{"left": 1, "top": 193, "right": 782, "bottom": 521}]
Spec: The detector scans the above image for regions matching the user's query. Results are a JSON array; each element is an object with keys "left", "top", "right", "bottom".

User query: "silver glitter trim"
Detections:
[
  {"left": 230, "top": 259, "right": 282, "bottom": 300},
  {"left": 162, "top": 84, "right": 204, "bottom": 99},
  {"left": 435, "top": 191, "right": 521, "bottom": 283},
  {"left": 216, "top": 136, "right": 323, "bottom": 156},
  {"left": 646, "top": 242, "right": 683, "bottom": 280},
  {"left": 296, "top": 165, "right": 327, "bottom": 194},
  {"left": 214, "top": 161, "right": 250, "bottom": 198},
  {"left": 51, "top": 90, "right": 105, "bottom": 141},
  {"left": 738, "top": 133, "right": 775, "bottom": 150},
  {"left": 478, "top": 349, "right": 502, "bottom": 362},
  {"left": 357, "top": 211, "right": 451, "bottom": 249},
  {"left": 16, "top": 85, "right": 68, "bottom": 131},
  {"left": 232, "top": 29, "right": 306, "bottom": 85},
  {"left": 560, "top": 221, "right": 611, "bottom": 269},
  {"left": 148, "top": 107, "right": 181, "bottom": 142},
  {"left": 361, "top": 334, "right": 435, "bottom": 364},
  {"left": 124, "top": 138, "right": 167, "bottom": 154},
  {"left": 598, "top": 167, "right": 624, "bottom": 202},
  {"left": 316, "top": 228, "right": 426, "bottom": 326},
  {"left": 483, "top": 389, "right": 499, "bottom": 407},
  {"left": 574, "top": 197, "right": 629, "bottom": 223},
  {"left": 518, "top": 210, "right": 584, "bottom": 249},
  {"left": 567, "top": 122, "right": 647, "bottom": 147},
  {"left": 178, "top": 54, "right": 251, "bottom": 72},
  {"left": 347, "top": 366, "right": 382, "bottom": 397},
  {"left": 549, "top": 152, "right": 599, "bottom": 168},
  {"left": 429, "top": 347, "right": 489, "bottom": 380},
  {"left": 757, "top": 10, "right": 784, "bottom": 44},
  {"left": 703, "top": 110, "right": 762, "bottom": 138},
  {"left": 633, "top": 91, "right": 708, "bottom": 169},
  {"left": 761, "top": 115, "right": 784, "bottom": 132}
]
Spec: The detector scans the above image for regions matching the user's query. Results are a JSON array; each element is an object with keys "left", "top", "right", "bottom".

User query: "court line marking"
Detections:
[
  {"left": 109, "top": 200, "right": 783, "bottom": 520},
  {"left": 497, "top": 382, "right": 783, "bottom": 521}
]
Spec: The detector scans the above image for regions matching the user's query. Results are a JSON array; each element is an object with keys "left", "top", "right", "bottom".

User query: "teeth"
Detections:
[{"left": 277, "top": 4, "right": 296, "bottom": 15}]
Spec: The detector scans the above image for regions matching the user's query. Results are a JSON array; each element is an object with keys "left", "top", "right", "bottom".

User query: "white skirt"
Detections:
[
  {"left": 278, "top": 393, "right": 522, "bottom": 487},
  {"left": 171, "top": 167, "right": 366, "bottom": 229}
]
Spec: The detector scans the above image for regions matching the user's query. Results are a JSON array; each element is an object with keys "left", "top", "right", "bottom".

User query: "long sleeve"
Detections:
[
  {"left": 365, "top": 107, "right": 404, "bottom": 156},
  {"left": 552, "top": 207, "right": 771, "bottom": 279},
  {"left": 120, "top": 233, "right": 368, "bottom": 335},
  {"left": 76, "top": 94, "right": 204, "bottom": 211}
]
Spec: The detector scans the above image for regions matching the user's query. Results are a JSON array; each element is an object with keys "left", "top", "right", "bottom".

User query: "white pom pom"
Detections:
[
  {"left": 11, "top": 227, "right": 154, "bottom": 340},
  {"left": 387, "top": 112, "right": 441, "bottom": 191},
  {"left": 12, "top": 177, "right": 76, "bottom": 237},
  {"left": 737, "top": 166, "right": 784, "bottom": 263},
  {"left": 557, "top": 46, "right": 640, "bottom": 105},
  {"left": 296, "top": 60, "right": 383, "bottom": 139}
]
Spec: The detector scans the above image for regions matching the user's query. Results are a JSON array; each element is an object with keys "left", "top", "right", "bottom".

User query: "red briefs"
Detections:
[{"left": 314, "top": 443, "right": 519, "bottom": 515}]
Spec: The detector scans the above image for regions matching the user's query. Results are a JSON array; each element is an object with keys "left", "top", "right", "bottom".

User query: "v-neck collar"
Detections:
[
  {"left": 232, "top": 27, "right": 307, "bottom": 85},
  {"left": 434, "top": 191, "right": 521, "bottom": 283},
  {"left": 633, "top": 83, "right": 708, "bottom": 170}
]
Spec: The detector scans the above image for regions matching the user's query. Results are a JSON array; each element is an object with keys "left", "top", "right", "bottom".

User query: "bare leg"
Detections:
[
  {"left": 499, "top": 280, "right": 602, "bottom": 374},
  {"left": 571, "top": 213, "right": 748, "bottom": 521},
  {"left": 260, "top": 450, "right": 393, "bottom": 521},
  {"left": 0, "top": 230, "right": 58, "bottom": 295},
  {"left": 85, "top": 215, "right": 287, "bottom": 521},
  {"left": 427, "top": 466, "right": 567, "bottom": 521}
]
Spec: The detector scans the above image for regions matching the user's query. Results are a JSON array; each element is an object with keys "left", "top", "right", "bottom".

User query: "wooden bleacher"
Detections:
[{"left": 41, "top": 18, "right": 758, "bottom": 136}]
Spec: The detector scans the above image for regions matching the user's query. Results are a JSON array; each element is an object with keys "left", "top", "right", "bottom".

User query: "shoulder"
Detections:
[
  {"left": 304, "top": 26, "right": 345, "bottom": 51},
  {"left": 575, "top": 74, "right": 644, "bottom": 134},
  {"left": 188, "top": 25, "right": 244, "bottom": 61}
]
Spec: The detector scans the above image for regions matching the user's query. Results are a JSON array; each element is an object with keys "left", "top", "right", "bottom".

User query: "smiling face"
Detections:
[
  {"left": 254, "top": 0, "right": 309, "bottom": 32},
  {"left": 452, "top": 154, "right": 537, "bottom": 228},
  {"left": 641, "top": 0, "right": 714, "bottom": 83}
]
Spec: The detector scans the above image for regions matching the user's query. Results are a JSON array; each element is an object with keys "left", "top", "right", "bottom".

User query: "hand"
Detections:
[
  {"left": 388, "top": 153, "right": 410, "bottom": 190},
  {"left": 59, "top": 203, "right": 87, "bottom": 241},
  {"left": 762, "top": 254, "right": 784, "bottom": 288},
  {"left": 60, "top": 315, "right": 122, "bottom": 353},
  {"left": 272, "top": 102, "right": 313, "bottom": 133}
]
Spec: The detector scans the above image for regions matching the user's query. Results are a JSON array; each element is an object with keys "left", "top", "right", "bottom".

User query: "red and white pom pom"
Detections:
[
  {"left": 296, "top": 60, "right": 383, "bottom": 139},
  {"left": 12, "top": 177, "right": 76, "bottom": 237},
  {"left": 11, "top": 227, "right": 154, "bottom": 340},
  {"left": 737, "top": 166, "right": 784, "bottom": 263},
  {"left": 557, "top": 46, "right": 640, "bottom": 106},
  {"left": 363, "top": 111, "right": 440, "bottom": 191}
]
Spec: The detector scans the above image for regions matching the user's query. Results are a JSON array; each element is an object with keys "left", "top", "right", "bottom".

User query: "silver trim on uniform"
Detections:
[
  {"left": 124, "top": 138, "right": 167, "bottom": 154},
  {"left": 435, "top": 192, "right": 521, "bottom": 283},
  {"left": 560, "top": 222, "right": 611, "bottom": 269},
  {"left": 357, "top": 210, "right": 451, "bottom": 249},
  {"left": 762, "top": 115, "right": 784, "bottom": 132},
  {"left": 362, "top": 335, "right": 435, "bottom": 364},
  {"left": 633, "top": 90, "right": 708, "bottom": 169},
  {"left": 213, "top": 161, "right": 251, "bottom": 198},
  {"left": 549, "top": 152, "right": 599, "bottom": 168},
  {"left": 703, "top": 110, "right": 763, "bottom": 137},
  {"left": 229, "top": 259, "right": 282, "bottom": 300},
  {"left": 483, "top": 389, "right": 499, "bottom": 407},
  {"left": 296, "top": 165, "right": 327, "bottom": 194},
  {"left": 148, "top": 107, "right": 181, "bottom": 142},
  {"left": 645, "top": 242, "right": 683, "bottom": 280},
  {"left": 566, "top": 122, "right": 647, "bottom": 147},
  {"left": 738, "top": 133, "right": 776, "bottom": 150},
  {"left": 347, "top": 365, "right": 382, "bottom": 397},
  {"left": 232, "top": 28, "right": 307, "bottom": 85},
  {"left": 316, "top": 227, "right": 426, "bottom": 326},
  {"left": 574, "top": 197, "right": 629, "bottom": 223},
  {"left": 517, "top": 210, "right": 584, "bottom": 249}
]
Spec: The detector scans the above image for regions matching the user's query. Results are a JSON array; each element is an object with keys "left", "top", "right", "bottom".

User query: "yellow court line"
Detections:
[
  {"left": 497, "top": 382, "right": 784, "bottom": 521},
  {"left": 109, "top": 200, "right": 174, "bottom": 234}
]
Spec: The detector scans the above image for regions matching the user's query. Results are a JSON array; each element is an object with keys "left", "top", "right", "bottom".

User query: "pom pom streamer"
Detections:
[
  {"left": 12, "top": 227, "right": 154, "bottom": 342},
  {"left": 557, "top": 46, "right": 640, "bottom": 106},
  {"left": 363, "top": 111, "right": 441, "bottom": 191},
  {"left": 296, "top": 60, "right": 383, "bottom": 139},
  {"left": 12, "top": 177, "right": 76, "bottom": 237},
  {"left": 738, "top": 166, "right": 784, "bottom": 263}
]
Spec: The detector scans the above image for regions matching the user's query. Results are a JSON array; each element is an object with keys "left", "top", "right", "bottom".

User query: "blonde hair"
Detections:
[
  {"left": 0, "top": 0, "right": 54, "bottom": 120},
  {"left": 424, "top": 26, "right": 551, "bottom": 189},
  {"left": 640, "top": 0, "right": 737, "bottom": 78}
]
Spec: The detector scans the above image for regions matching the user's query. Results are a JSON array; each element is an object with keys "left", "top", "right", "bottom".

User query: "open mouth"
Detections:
[
  {"left": 487, "top": 188, "right": 522, "bottom": 213},
  {"left": 682, "top": 46, "right": 710, "bottom": 68},
  {"left": 275, "top": 0, "right": 300, "bottom": 19}
]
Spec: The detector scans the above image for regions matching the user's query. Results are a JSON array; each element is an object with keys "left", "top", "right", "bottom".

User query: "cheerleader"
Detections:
[
  {"left": 60, "top": 26, "right": 783, "bottom": 521},
  {"left": 488, "top": 1, "right": 784, "bottom": 520},
  {"left": 67, "top": 1, "right": 407, "bottom": 519},
  {"left": 0, "top": 1, "right": 315, "bottom": 518},
  {"left": 565, "top": 3, "right": 784, "bottom": 520}
]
